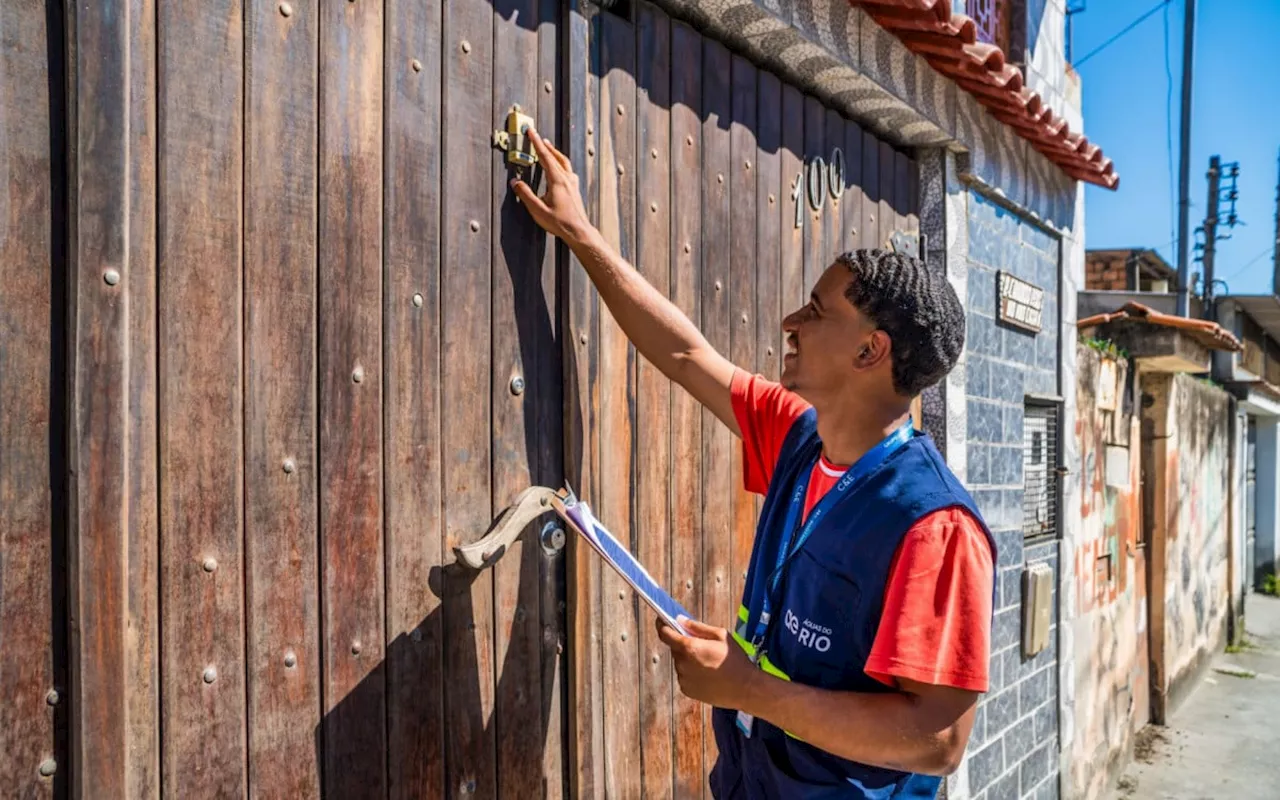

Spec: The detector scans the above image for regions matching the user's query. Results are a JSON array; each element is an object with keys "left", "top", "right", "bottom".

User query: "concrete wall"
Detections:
[
  {"left": 1143, "top": 372, "right": 1233, "bottom": 720},
  {"left": 1067, "top": 348, "right": 1148, "bottom": 799}
]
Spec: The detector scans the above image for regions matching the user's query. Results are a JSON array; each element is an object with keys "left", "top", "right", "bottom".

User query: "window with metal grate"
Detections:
[{"left": 1023, "top": 399, "right": 1061, "bottom": 539}]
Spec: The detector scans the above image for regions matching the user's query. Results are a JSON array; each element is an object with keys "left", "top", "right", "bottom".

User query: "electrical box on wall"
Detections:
[{"left": 1022, "top": 562, "right": 1054, "bottom": 658}]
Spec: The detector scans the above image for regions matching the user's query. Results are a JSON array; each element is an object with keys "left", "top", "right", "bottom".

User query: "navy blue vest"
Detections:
[{"left": 709, "top": 409, "right": 997, "bottom": 799}]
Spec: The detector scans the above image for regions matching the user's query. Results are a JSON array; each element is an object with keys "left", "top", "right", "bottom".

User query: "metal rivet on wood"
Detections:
[
  {"left": 579, "top": 332, "right": 588, "bottom": 345},
  {"left": 278, "top": 2, "right": 293, "bottom": 16},
  {"left": 650, "top": 149, "right": 658, "bottom": 159},
  {"left": 685, "top": 135, "right": 693, "bottom": 146},
  {"left": 203, "top": 666, "right": 218, "bottom": 684},
  {"left": 544, "top": 81, "right": 553, "bottom": 93},
  {"left": 652, "top": 654, "right": 659, "bottom": 664},
  {"left": 39, "top": 760, "right": 56, "bottom": 778},
  {"left": 45, "top": 689, "right": 59, "bottom": 706},
  {"left": 202, "top": 557, "right": 218, "bottom": 573},
  {"left": 352, "top": 365, "right": 365, "bottom": 384},
  {"left": 716, "top": 173, "right": 724, "bottom": 184},
  {"left": 411, "top": 59, "right": 422, "bottom": 72},
  {"left": 469, "top": 219, "right": 480, "bottom": 232},
  {"left": 741, "top": 313, "right": 748, "bottom": 324},
  {"left": 587, "top": 125, "right": 593, "bottom": 135},
  {"left": 461, "top": 779, "right": 477, "bottom": 794},
  {"left": 412, "top": 293, "right": 424, "bottom": 308},
  {"left": 768, "top": 194, "right": 775, "bottom": 205},
  {"left": 685, "top": 579, "right": 693, "bottom": 589},
  {"left": 616, "top": 164, "right": 624, "bottom": 176},
  {"left": 618, "top": 590, "right": 624, "bottom": 600},
  {"left": 460, "top": 40, "right": 471, "bottom": 53},
  {"left": 767, "top": 347, "right": 774, "bottom": 356},
  {"left": 744, "top": 160, "right": 752, "bottom": 170},
  {"left": 509, "top": 376, "right": 525, "bottom": 395},
  {"left": 650, "top": 202, "right": 658, "bottom": 213},
  {"left": 615, "top": 104, "right": 624, "bottom": 116},
  {"left": 586, "top": 146, "right": 594, "bottom": 157},
  {"left": 282, "top": 457, "right": 296, "bottom": 474},
  {"left": 411, "top": 628, "right": 424, "bottom": 642},
  {"left": 103, "top": 268, "right": 120, "bottom": 286},
  {"left": 851, "top": 227, "right": 858, "bottom": 237},
  {"left": 683, "top": 243, "right": 691, "bottom": 254},
  {"left": 620, "top": 632, "right": 628, "bottom": 641},
  {"left": 284, "top": 651, "right": 297, "bottom": 668},
  {"left": 715, "top": 574, "right": 723, "bottom": 584},
  {"left": 869, "top": 214, "right": 875, "bottom": 222},
  {"left": 468, "top": 622, "right": 476, "bottom": 631},
  {"left": 351, "top": 641, "right": 362, "bottom": 656},
  {"left": 714, "top": 280, "right": 722, "bottom": 292}
]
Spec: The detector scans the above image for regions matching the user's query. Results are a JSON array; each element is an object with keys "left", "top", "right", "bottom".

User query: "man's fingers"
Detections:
[
  {"left": 510, "top": 179, "right": 549, "bottom": 216},
  {"left": 678, "top": 616, "right": 724, "bottom": 641},
  {"left": 655, "top": 618, "right": 688, "bottom": 650},
  {"left": 526, "top": 127, "right": 564, "bottom": 179}
]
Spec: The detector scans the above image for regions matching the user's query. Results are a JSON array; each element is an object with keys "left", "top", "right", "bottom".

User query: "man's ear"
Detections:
[{"left": 854, "top": 330, "right": 891, "bottom": 369}]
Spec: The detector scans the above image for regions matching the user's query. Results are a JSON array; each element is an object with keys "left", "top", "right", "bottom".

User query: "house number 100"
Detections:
[{"left": 791, "top": 147, "right": 844, "bottom": 229}]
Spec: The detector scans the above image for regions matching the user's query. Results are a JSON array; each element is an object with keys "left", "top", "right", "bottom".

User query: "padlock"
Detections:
[{"left": 492, "top": 107, "right": 538, "bottom": 170}]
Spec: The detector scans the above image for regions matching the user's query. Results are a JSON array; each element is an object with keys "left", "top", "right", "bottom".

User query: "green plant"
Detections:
[
  {"left": 1081, "top": 336, "right": 1127, "bottom": 361},
  {"left": 1263, "top": 572, "right": 1280, "bottom": 597}
]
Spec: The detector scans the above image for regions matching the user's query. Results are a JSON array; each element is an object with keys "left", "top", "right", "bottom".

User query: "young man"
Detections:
[{"left": 513, "top": 128, "right": 996, "bottom": 799}]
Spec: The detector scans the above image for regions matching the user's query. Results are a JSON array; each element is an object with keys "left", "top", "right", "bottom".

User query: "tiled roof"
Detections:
[
  {"left": 1078, "top": 302, "right": 1241, "bottom": 352},
  {"left": 853, "top": 0, "right": 1119, "bottom": 190}
]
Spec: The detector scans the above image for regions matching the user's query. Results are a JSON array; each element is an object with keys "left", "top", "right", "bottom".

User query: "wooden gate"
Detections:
[
  {"left": 566, "top": 3, "right": 920, "bottom": 796},
  {"left": 2, "top": 0, "right": 918, "bottom": 796}
]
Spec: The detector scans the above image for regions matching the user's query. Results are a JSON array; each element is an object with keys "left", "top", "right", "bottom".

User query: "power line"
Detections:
[
  {"left": 1220, "top": 245, "right": 1276, "bottom": 283},
  {"left": 1075, "top": 0, "right": 1171, "bottom": 67}
]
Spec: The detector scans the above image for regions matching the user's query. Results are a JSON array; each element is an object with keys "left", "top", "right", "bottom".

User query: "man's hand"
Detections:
[
  {"left": 656, "top": 616, "right": 761, "bottom": 710},
  {"left": 510, "top": 127, "right": 596, "bottom": 248}
]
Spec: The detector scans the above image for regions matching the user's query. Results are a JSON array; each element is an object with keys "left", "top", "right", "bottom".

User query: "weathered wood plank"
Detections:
[
  {"left": 567, "top": 0, "right": 604, "bottom": 793},
  {"left": 861, "top": 130, "right": 880, "bottom": 256},
  {"left": 878, "top": 140, "right": 895, "bottom": 251},
  {"left": 243, "top": 1, "right": 321, "bottom": 794},
  {"left": 668, "top": 20, "right": 705, "bottom": 798},
  {"left": 905, "top": 153, "right": 920, "bottom": 235},
  {"left": 492, "top": 0, "right": 549, "bottom": 792},
  {"left": 124, "top": 0, "right": 160, "bottom": 794},
  {"left": 802, "top": 95, "right": 824, "bottom": 290},
  {"left": 824, "top": 107, "right": 844, "bottom": 266},
  {"left": 156, "top": 0, "right": 247, "bottom": 793},
  {"left": 1, "top": 2, "right": 60, "bottom": 793},
  {"left": 756, "top": 71, "right": 782, "bottom": 383},
  {"left": 729, "top": 54, "right": 758, "bottom": 609},
  {"left": 780, "top": 85, "right": 805, "bottom": 345},
  {"left": 318, "top": 0, "right": 386, "bottom": 793},
  {"left": 701, "top": 37, "right": 733, "bottom": 778},
  {"left": 442, "top": 0, "right": 497, "bottom": 794},
  {"left": 597, "top": 11, "right": 641, "bottom": 796},
  {"left": 635, "top": 5, "right": 675, "bottom": 795},
  {"left": 535, "top": 0, "right": 569, "bottom": 790},
  {"left": 843, "top": 119, "right": 864, "bottom": 253},
  {"left": 384, "top": 0, "right": 445, "bottom": 793}
]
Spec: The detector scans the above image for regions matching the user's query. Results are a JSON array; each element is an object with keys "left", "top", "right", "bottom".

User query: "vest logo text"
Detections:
[{"left": 783, "top": 608, "right": 832, "bottom": 652}]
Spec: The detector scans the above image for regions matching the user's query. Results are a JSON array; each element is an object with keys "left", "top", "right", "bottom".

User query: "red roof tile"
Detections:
[
  {"left": 1077, "top": 302, "right": 1241, "bottom": 352},
  {"left": 853, "top": 0, "right": 1119, "bottom": 190}
]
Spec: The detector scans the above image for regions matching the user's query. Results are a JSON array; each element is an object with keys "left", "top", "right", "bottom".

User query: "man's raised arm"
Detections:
[{"left": 512, "top": 127, "right": 740, "bottom": 437}]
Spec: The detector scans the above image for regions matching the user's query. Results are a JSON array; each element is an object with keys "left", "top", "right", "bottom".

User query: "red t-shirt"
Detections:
[{"left": 731, "top": 370, "right": 994, "bottom": 693}]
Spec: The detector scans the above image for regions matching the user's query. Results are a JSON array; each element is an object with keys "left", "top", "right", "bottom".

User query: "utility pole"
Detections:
[
  {"left": 1272, "top": 149, "right": 1280, "bottom": 297},
  {"left": 1197, "top": 155, "right": 1239, "bottom": 319},
  {"left": 1201, "top": 156, "right": 1221, "bottom": 316},
  {"left": 1175, "top": 0, "right": 1197, "bottom": 317}
]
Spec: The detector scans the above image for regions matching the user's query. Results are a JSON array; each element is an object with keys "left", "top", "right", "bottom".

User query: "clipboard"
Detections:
[{"left": 551, "top": 486, "right": 692, "bottom": 636}]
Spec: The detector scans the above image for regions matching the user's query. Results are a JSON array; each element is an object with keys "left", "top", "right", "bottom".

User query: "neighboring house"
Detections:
[
  {"left": 1079, "top": 247, "right": 1202, "bottom": 320},
  {"left": 1213, "top": 295, "right": 1280, "bottom": 597},
  {"left": 0, "top": 1, "right": 1116, "bottom": 798}
]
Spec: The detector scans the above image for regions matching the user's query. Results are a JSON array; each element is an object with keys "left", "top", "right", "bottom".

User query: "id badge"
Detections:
[{"left": 735, "top": 709, "right": 754, "bottom": 736}]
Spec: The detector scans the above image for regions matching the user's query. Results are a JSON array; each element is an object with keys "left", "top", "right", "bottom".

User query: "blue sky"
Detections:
[{"left": 1074, "top": 0, "right": 1279, "bottom": 296}]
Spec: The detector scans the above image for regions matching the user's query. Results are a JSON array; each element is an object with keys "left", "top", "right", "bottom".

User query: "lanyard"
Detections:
[{"left": 749, "top": 420, "right": 915, "bottom": 650}]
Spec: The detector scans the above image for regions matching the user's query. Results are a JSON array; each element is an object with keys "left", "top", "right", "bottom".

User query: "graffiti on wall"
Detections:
[
  {"left": 1162, "top": 375, "right": 1231, "bottom": 691},
  {"left": 1070, "top": 348, "right": 1149, "bottom": 800}
]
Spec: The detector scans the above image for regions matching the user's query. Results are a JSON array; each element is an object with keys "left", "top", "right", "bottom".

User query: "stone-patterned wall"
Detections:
[
  {"left": 955, "top": 188, "right": 1063, "bottom": 800},
  {"left": 1143, "top": 373, "right": 1233, "bottom": 718}
]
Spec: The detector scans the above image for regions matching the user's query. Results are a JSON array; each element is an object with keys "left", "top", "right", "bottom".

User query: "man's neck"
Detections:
[{"left": 813, "top": 394, "right": 912, "bottom": 469}]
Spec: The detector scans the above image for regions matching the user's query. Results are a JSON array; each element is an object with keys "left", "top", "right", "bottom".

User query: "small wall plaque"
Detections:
[{"left": 997, "top": 271, "right": 1044, "bottom": 334}]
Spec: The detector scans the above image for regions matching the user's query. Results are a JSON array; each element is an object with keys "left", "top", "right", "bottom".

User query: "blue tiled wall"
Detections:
[{"left": 963, "top": 191, "right": 1061, "bottom": 800}]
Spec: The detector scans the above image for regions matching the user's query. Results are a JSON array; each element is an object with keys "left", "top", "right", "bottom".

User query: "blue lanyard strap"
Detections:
[{"left": 750, "top": 420, "right": 915, "bottom": 647}]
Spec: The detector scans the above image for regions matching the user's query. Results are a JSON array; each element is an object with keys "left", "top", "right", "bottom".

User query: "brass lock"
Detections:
[{"left": 492, "top": 106, "right": 538, "bottom": 170}]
